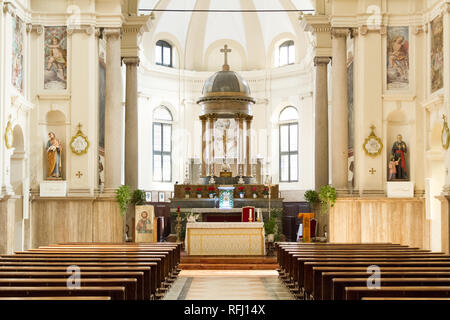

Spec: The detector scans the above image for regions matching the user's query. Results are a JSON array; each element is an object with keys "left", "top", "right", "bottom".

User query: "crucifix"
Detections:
[
  {"left": 220, "top": 44, "right": 232, "bottom": 71},
  {"left": 76, "top": 171, "right": 83, "bottom": 179},
  {"left": 369, "top": 168, "right": 376, "bottom": 175}
]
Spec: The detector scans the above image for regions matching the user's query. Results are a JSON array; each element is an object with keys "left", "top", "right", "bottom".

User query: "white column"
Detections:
[
  {"left": 123, "top": 57, "right": 139, "bottom": 189},
  {"left": 314, "top": 56, "right": 331, "bottom": 190},
  {"left": 103, "top": 28, "right": 123, "bottom": 192},
  {"left": 331, "top": 28, "right": 349, "bottom": 192}
]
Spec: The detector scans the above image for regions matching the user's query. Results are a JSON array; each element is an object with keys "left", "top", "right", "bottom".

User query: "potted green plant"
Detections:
[
  {"left": 264, "top": 216, "right": 277, "bottom": 242},
  {"left": 115, "top": 185, "right": 132, "bottom": 242},
  {"left": 132, "top": 189, "right": 146, "bottom": 205},
  {"left": 304, "top": 189, "right": 320, "bottom": 213},
  {"left": 318, "top": 185, "right": 337, "bottom": 215}
]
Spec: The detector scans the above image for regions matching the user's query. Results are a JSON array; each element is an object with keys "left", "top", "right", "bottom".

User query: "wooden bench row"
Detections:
[
  {"left": 276, "top": 242, "right": 450, "bottom": 300},
  {"left": 0, "top": 242, "right": 182, "bottom": 300}
]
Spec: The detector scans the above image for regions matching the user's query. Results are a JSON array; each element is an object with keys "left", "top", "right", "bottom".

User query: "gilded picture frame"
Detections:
[
  {"left": 442, "top": 115, "right": 450, "bottom": 150},
  {"left": 363, "top": 126, "right": 383, "bottom": 157},
  {"left": 4, "top": 121, "right": 13, "bottom": 149},
  {"left": 70, "top": 124, "right": 90, "bottom": 155}
]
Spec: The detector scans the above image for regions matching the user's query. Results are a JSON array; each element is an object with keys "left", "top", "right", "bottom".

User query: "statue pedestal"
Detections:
[
  {"left": 40, "top": 180, "right": 67, "bottom": 197},
  {"left": 386, "top": 181, "right": 414, "bottom": 198}
]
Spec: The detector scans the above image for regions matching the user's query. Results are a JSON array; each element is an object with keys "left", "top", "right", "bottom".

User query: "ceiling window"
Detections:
[
  {"left": 279, "top": 106, "right": 299, "bottom": 183},
  {"left": 155, "top": 40, "right": 172, "bottom": 67},
  {"left": 279, "top": 40, "right": 295, "bottom": 66},
  {"left": 153, "top": 106, "right": 173, "bottom": 182}
]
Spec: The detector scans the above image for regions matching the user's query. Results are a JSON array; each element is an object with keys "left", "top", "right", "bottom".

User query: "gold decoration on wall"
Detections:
[
  {"left": 4, "top": 120, "right": 13, "bottom": 149},
  {"left": 363, "top": 125, "right": 383, "bottom": 157},
  {"left": 442, "top": 115, "right": 450, "bottom": 150},
  {"left": 70, "top": 123, "right": 90, "bottom": 155}
]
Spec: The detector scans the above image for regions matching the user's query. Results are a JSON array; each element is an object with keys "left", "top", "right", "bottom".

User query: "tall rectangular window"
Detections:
[
  {"left": 153, "top": 123, "right": 172, "bottom": 182},
  {"left": 279, "top": 123, "right": 298, "bottom": 182}
]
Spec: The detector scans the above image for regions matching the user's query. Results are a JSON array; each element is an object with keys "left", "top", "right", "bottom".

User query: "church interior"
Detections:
[{"left": 1, "top": 0, "right": 450, "bottom": 302}]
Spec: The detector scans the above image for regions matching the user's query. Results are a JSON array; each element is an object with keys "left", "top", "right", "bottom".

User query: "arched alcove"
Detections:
[
  {"left": 44, "top": 110, "right": 66, "bottom": 180},
  {"left": 386, "top": 109, "right": 410, "bottom": 180}
]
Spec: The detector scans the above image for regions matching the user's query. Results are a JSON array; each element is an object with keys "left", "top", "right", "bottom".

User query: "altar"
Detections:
[{"left": 185, "top": 222, "right": 265, "bottom": 256}]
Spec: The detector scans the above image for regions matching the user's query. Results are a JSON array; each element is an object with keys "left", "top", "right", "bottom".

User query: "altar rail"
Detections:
[{"left": 174, "top": 184, "right": 279, "bottom": 199}]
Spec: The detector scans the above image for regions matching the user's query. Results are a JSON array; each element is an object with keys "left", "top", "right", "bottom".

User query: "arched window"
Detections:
[
  {"left": 279, "top": 40, "right": 295, "bottom": 66},
  {"left": 279, "top": 106, "right": 298, "bottom": 182},
  {"left": 153, "top": 106, "right": 173, "bottom": 182},
  {"left": 155, "top": 40, "right": 173, "bottom": 67}
]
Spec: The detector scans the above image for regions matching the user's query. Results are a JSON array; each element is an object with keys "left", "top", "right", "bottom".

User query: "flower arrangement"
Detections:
[
  {"left": 185, "top": 187, "right": 191, "bottom": 195},
  {"left": 238, "top": 186, "right": 245, "bottom": 195},
  {"left": 262, "top": 187, "right": 269, "bottom": 196},
  {"left": 196, "top": 187, "right": 202, "bottom": 195},
  {"left": 208, "top": 186, "right": 216, "bottom": 195},
  {"left": 252, "top": 186, "right": 258, "bottom": 195}
]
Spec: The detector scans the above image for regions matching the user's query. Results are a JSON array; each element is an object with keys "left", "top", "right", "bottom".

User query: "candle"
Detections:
[{"left": 249, "top": 208, "right": 253, "bottom": 221}]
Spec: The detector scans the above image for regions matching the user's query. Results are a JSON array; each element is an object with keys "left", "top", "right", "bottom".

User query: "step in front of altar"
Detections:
[{"left": 179, "top": 256, "right": 278, "bottom": 270}]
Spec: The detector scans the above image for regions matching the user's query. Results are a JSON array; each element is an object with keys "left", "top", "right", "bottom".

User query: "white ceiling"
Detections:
[{"left": 139, "top": 0, "right": 315, "bottom": 71}]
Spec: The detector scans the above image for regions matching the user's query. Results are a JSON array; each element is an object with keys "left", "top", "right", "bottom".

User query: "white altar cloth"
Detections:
[{"left": 185, "top": 222, "right": 265, "bottom": 256}]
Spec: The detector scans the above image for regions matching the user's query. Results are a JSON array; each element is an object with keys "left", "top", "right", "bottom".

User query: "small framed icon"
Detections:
[
  {"left": 158, "top": 192, "right": 165, "bottom": 202},
  {"left": 145, "top": 191, "right": 152, "bottom": 203}
]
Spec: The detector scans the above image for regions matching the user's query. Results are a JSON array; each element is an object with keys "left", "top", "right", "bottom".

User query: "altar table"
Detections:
[{"left": 185, "top": 222, "right": 265, "bottom": 256}]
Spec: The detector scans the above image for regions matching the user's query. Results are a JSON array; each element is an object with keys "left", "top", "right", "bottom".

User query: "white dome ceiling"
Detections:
[{"left": 139, "top": 0, "right": 315, "bottom": 71}]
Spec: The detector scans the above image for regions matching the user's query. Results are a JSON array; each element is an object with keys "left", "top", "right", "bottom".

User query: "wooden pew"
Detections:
[
  {"left": 0, "top": 262, "right": 158, "bottom": 299},
  {"left": 333, "top": 278, "right": 450, "bottom": 300},
  {"left": 0, "top": 266, "right": 153, "bottom": 299},
  {"left": 361, "top": 297, "right": 450, "bottom": 300},
  {"left": 0, "top": 278, "right": 138, "bottom": 300},
  {"left": 0, "top": 286, "right": 126, "bottom": 300},
  {"left": 321, "top": 270, "right": 450, "bottom": 300},
  {"left": 346, "top": 286, "right": 450, "bottom": 300},
  {"left": 0, "top": 296, "right": 112, "bottom": 300},
  {"left": 0, "top": 271, "right": 144, "bottom": 300}
]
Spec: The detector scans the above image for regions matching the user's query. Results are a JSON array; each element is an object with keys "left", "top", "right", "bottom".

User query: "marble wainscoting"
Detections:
[
  {"left": 329, "top": 197, "right": 430, "bottom": 250},
  {"left": 30, "top": 195, "right": 123, "bottom": 248}
]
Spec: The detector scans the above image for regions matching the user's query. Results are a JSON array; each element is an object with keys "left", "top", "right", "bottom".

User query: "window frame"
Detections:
[
  {"left": 279, "top": 107, "right": 299, "bottom": 183},
  {"left": 279, "top": 40, "right": 295, "bottom": 67},
  {"left": 152, "top": 106, "right": 173, "bottom": 183},
  {"left": 155, "top": 40, "right": 173, "bottom": 68}
]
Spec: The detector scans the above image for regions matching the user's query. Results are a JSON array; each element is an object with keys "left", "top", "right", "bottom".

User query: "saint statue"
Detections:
[
  {"left": 47, "top": 132, "right": 62, "bottom": 178},
  {"left": 391, "top": 134, "right": 407, "bottom": 180}
]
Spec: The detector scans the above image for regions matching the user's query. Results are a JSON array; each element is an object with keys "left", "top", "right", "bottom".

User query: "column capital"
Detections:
[
  {"left": 331, "top": 27, "right": 349, "bottom": 38},
  {"left": 122, "top": 57, "right": 140, "bottom": 66},
  {"left": 206, "top": 113, "right": 218, "bottom": 121},
  {"left": 314, "top": 56, "right": 331, "bottom": 66},
  {"left": 234, "top": 113, "right": 247, "bottom": 120},
  {"left": 199, "top": 115, "right": 208, "bottom": 121},
  {"left": 245, "top": 115, "right": 254, "bottom": 122},
  {"left": 103, "top": 28, "right": 122, "bottom": 39}
]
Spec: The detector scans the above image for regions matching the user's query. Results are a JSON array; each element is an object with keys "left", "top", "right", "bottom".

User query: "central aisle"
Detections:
[{"left": 163, "top": 270, "right": 294, "bottom": 300}]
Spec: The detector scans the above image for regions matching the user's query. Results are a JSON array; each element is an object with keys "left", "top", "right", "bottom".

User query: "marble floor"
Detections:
[{"left": 163, "top": 270, "right": 295, "bottom": 300}]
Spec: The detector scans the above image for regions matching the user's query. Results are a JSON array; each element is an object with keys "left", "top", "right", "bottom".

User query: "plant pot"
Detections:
[
  {"left": 253, "top": 194, "right": 257, "bottom": 199},
  {"left": 264, "top": 195, "right": 268, "bottom": 199},
  {"left": 197, "top": 194, "right": 202, "bottom": 198},
  {"left": 267, "top": 234, "right": 274, "bottom": 242},
  {"left": 239, "top": 193, "right": 244, "bottom": 199},
  {"left": 185, "top": 194, "right": 189, "bottom": 199},
  {"left": 209, "top": 194, "right": 214, "bottom": 199}
]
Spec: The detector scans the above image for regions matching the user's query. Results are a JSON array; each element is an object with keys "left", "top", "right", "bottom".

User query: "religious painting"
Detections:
[
  {"left": 158, "top": 192, "right": 165, "bottom": 202},
  {"left": 347, "top": 58, "right": 355, "bottom": 188},
  {"left": 214, "top": 119, "right": 237, "bottom": 162},
  {"left": 11, "top": 16, "right": 24, "bottom": 93},
  {"left": 44, "top": 26, "right": 67, "bottom": 90},
  {"left": 98, "top": 58, "right": 106, "bottom": 190},
  {"left": 46, "top": 132, "right": 63, "bottom": 179},
  {"left": 135, "top": 205, "right": 156, "bottom": 243},
  {"left": 386, "top": 26, "right": 409, "bottom": 90},
  {"left": 431, "top": 15, "right": 443, "bottom": 93},
  {"left": 145, "top": 191, "right": 152, "bottom": 202}
]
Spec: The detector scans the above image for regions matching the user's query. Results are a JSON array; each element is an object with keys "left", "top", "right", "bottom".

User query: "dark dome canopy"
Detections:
[{"left": 202, "top": 71, "right": 251, "bottom": 96}]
